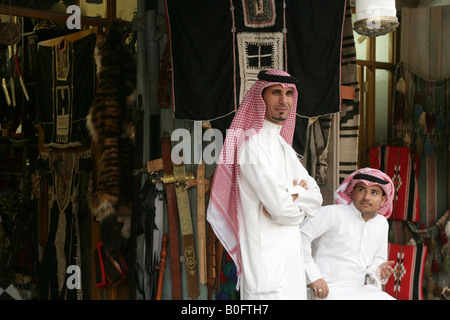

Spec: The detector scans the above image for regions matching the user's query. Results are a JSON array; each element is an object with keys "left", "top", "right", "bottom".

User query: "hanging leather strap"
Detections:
[
  {"left": 156, "top": 234, "right": 168, "bottom": 300},
  {"left": 161, "top": 136, "right": 182, "bottom": 300},
  {"left": 206, "top": 222, "right": 217, "bottom": 299}
]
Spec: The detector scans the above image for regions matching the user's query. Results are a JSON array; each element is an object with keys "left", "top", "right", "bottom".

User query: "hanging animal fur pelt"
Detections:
[{"left": 86, "top": 23, "right": 137, "bottom": 259}]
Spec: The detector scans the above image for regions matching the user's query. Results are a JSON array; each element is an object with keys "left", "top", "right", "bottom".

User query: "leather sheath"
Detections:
[
  {"left": 161, "top": 137, "right": 182, "bottom": 300},
  {"left": 173, "top": 163, "right": 199, "bottom": 298}
]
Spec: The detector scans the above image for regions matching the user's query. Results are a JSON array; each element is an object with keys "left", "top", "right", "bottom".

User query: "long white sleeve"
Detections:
[
  {"left": 239, "top": 138, "right": 306, "bottom": 225},
  {"left": 366, "top": 219, "right": 390, "bottom": 284},
  {"left": 300, "top": 203, "right": 391, "bottom": 290},
  {"left": 289, "top": 172, "right": 323, "bottom": 217},
  {"left": 300, "top": 206, "right": 336, "bottom": 283}
]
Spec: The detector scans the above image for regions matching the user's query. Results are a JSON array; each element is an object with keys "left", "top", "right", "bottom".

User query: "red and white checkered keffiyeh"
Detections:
[
  {"left": 207, "top": 70, "right": 298, "bottom": 277},
  {"left": 334, "top": 167, "right": 395, "bottom": 218}
]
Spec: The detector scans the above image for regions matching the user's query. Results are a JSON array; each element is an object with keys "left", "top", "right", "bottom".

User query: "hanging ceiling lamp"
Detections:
[
  {"left": 49, "top": 0, "right": 68, "bottom": 13},
  {"left": 353, "top": 0, "right": 399, "bottom": 37}
]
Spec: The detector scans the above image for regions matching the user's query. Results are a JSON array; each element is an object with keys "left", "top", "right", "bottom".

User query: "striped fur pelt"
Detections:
[{"left": 86, "top": 24, "right": 136, "bottom": 254}]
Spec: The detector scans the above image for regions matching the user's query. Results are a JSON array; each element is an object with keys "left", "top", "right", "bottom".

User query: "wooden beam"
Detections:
[
  {"left": 356, "top": 59, "right": 397, "bottom": 70},
  {"left": 38, "top": 28, "right": 97, "bottom": 46},
  {"left": 364, "top": 37, "right": 376, "bottom": 167},
  {"left": 0, "top": 5, "right": 111, "bottom": 27},
  {"left": 357, "top": 65, "right": 365, "bottom": 168},
  {"left": 105, "top": 0, "right": 117, "bottom": 19}
]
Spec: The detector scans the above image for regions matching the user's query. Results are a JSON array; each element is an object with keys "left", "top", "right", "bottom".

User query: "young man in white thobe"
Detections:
[
  {"left": 207, "top": 70, "right": 323, "bottom": 300},
  {"left": 301, "top": 168, "right": 396, "bottom": 300}
]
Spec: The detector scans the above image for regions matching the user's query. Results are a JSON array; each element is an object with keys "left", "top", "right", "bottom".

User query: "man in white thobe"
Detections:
[
  {"left": 301, "top": 168, "right": 396, "bottom": 300},
  {"left": 207, "top": 70, "right": 322, "bottom": 300},
  {"left": 238, "top": 119, "right": 322, "bottom": 299}
]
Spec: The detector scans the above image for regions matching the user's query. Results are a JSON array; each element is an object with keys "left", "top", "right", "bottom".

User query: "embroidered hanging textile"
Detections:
[
  {"left": 164, "top": 0, "right": 346, "bottom": 124},
  {"left": 34, "top": 151, "right": 93, "bottom": 300},
  {"left": 385, "top": 243, "right": 428, "bottom": 300},
  {"left": 36, "top": 33, "right": 96, "bottom": 149},
  {"left": 370, "top": 145, "right": 421, "bottom": 222}
]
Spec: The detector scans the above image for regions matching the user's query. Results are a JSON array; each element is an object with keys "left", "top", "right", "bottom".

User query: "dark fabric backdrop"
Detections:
[{"left": 165, "top": 0, "right": 346, "bottom": 155}]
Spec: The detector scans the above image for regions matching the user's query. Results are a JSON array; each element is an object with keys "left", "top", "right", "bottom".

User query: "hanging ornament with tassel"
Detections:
[
  {"left": 425, "top": 109, "right": 436, "bottom": 137},
  {"left": 440, "top": 248, "right": 450, "bottom": 274},
  {"left": 416, "top": 135, "right": 423, "bottom": 155},
  {"left": 441, "top": 223, "right": 450, "bottom": 274},
  {"left": 439, "top": 228, "right": 448, "bottom": 246},
  {"left": 423, "top": 95, "right": 435, "bottom": 157},
  {"left": 424, "top": 257, "right": 432, "bottom": 279},
  {"left": 427, "top": 237, "right": 440, "bottom": 275},
  {"left": 426, "top": 276, "right": 435, "bottom": 300},
  {"left": 396, "top": 78, "right": 406, "bottom": 136},
  {"left": 445, "top": 221, "right": 450, "bottom": 240},
  {"left": 431, "top": 257, "right": 440, "bottom": 274},
  {"left": 418, "top": 112, "right": 427, "bottom": 136},
  {"left": 414, "top": 86, "right": 425, "bottom": 135},
  {"left": 433, "top": 281, "right": 443, "bottom": 299},
  {"left": 413, "top": 103, "right": 424, "bottom": 130},
  {"left": 435, "top": 106, "right": 446, "bottom": 148},
  {"left": 424, "top": 138, "right": 434, "bottom": 157}
]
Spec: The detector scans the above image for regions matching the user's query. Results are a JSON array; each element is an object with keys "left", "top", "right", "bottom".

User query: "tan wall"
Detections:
[{"left": 80, "top": 0, "right": 137, "bottom": 21}]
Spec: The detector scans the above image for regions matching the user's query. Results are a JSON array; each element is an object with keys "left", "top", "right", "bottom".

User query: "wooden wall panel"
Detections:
[
  {"left": 429, "top": 6, "right": 443, "bottom": 79},
  {"left": 401, "top": 5, "right": 450, "bottom": 80},
  {"left": 442, "top": 6, "right": 450, "bottom": 77}
]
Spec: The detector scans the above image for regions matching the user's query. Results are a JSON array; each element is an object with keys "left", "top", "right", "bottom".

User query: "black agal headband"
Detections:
[
  {"left": 353, "top": 173, "right": 389, "bottom": 185},
  {"left": 257, "top": 70, "right": 298, "bottom": 84}
]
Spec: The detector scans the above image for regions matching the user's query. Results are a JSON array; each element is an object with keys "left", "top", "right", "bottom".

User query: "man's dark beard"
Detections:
[{"left": 270, "top": 113, "right": 287, "bottom": 122}]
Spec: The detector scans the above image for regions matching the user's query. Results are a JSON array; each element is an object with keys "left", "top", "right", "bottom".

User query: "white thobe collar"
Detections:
[
  {"left": 262, "top": 119, "right": 282, "bottom": 134},
  {"left": 348, "top": 201, "right": 377, "bottom": 223}
]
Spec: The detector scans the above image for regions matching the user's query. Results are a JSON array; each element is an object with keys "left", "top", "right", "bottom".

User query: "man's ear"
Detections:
[{"left": 381, "top": 194, "right": 387, "bottom": 206}]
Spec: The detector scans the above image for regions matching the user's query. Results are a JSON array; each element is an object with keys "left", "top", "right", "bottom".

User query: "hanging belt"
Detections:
[
  {"left": 156, "top": 234, "right": 168, "bottom": 300},
  {"left": 161, "top": 137, "right": 182, "bottom": 300}
]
